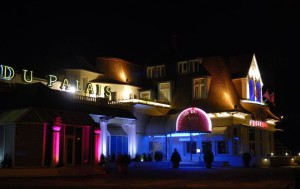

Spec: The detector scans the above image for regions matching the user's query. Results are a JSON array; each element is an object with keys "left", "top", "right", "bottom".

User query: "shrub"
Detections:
[
  {"left": 147, "top": 153, "right": 153, "bottom": 162},
  {"left": 154, "top": 151, "right": 163, "bottom": 161},
  {"left": 115, "top": 153, "right": 132, "bottom": 166},
  {"left": 0, "top": 154, "right": 12, "bottom": 168},
  {"left": 242, "top": 152, "right": 252, "bottom": 167}
]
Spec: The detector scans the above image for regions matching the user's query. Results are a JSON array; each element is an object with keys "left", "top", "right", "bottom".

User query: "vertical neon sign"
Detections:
[{"left": 52, "top": 117, "right": 62, "bottom": 166}]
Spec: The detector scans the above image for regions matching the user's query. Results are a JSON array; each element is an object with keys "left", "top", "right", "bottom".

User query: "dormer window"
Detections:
[
  {"left": 178, "top": 59, "right": 202, "bottom": 74},
  {"left": 193, "top": 78, "right": 208, "bottom": 99},
  {"left": 147, "top": 66, "right": 155, "bottom": 78},
  {"left": 147, "top": 65, "right": 165, "bottom": 78}
]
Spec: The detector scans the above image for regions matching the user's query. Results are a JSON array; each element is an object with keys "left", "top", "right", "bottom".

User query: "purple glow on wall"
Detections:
[
  {"left": 94, "top": 129, "right": 101, "bottom": 164},
  {"left": 52, "top": 125, "right": 61, "bottom": 165},
  {"left": 176, "top": 107, "right": 212, "bottom": 132},
  {"left": 83, "top": 126, "right": 90, "bottom": 163}
]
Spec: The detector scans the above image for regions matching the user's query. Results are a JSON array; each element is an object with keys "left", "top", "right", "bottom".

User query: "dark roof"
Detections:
[{"left": 228, "top": 53, "right": 253, "bottom": 79}]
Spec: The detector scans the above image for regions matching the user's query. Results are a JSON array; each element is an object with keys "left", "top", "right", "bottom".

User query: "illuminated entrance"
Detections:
[{"left": 148, "top": 107, "right": 212, "bottom": 162}]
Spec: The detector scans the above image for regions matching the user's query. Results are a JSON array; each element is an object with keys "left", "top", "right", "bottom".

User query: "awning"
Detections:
[
  {"left": 211, "top": 127, "right": 227, "bottom": 135},
  {"left": 0, "top": 107, "right": 98, "bottom": 127},
  {"left": 107, "top": 126, "right": 127, "bottom": 136}
]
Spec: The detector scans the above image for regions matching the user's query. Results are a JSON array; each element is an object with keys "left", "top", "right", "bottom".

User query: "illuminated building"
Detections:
[{"left": 0, "top": 54, "right": 280, "bottom": 167}]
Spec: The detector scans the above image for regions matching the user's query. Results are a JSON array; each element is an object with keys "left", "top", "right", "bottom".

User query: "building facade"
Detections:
[{"left": 0, "top": 54, "right": 280, "bottom": 167}]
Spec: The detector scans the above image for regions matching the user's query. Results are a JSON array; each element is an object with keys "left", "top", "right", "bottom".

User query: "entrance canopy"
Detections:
[
  {"left": 146, "top": 107, "right": 212, "bottom": 135},
  {"left": 176, "top": 107, "right": 212, "bottom": 133}
]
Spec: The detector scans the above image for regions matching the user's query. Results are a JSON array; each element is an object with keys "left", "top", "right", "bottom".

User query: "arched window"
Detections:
[
  {"left": 255, "top": 81, "right": 261, "bottom": 102},
  {"left": 249, "top": 78, "right": 255, "bottom": 101}
]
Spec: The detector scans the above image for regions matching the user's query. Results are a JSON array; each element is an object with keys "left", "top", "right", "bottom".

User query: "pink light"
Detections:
[
  {"left": 94, "top": 129, "right": 101, "bottom": 164},
  {"left": 83, "top": 127, "right": 90, "bottom": 163},
  {"left": 176, "top": 107, "right": 212, "bottom": 132},
  {"left": 52, "top": 125, "right": 61, "bottom": 165}
]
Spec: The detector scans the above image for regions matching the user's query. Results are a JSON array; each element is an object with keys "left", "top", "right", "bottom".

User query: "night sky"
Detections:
[{"left": 1, "top": 1, "right": 299, "bottom": 153}]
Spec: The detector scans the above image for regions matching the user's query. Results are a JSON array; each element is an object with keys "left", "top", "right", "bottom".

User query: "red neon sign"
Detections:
[{"left": 249, "top": 120, "right": 268, "bottom": 128}]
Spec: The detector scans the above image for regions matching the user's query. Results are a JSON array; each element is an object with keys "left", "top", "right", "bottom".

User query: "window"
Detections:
[
  {"left": 255, "top": 81, "right": 261, "bottom": 102},
  {"left": 193, "top": 78, "right": 206, "bottom": 99},
  {"left": 248, "top": 128, "right": 256, "bottom": 156},
  {"left": 156, "top": 65, "right": 165, "bottom": 78},
  {"left": 217, "top": 141, "right": 228, "bottom": 154},
  {"left": 186, "top": 141, "right": 197, "bottom": 154},
  {"left": 147, "top": 66, "right": 155, "bottom": 78},
  {"left": 140, "top": 91, "right": 151, "bottom": 100},
  {"left": 249, "top": 77, "right": 262, "bottom": 102},
  {"left": 178, "top": 59, "right": 202, "bottom": 74},
  {"left": 249, "top": 128, "right": 255, "bottom": 141},
  {"left": 249, "top": 78, "right": 255, "bottom": 101},
  {"left": 178, "top": 61, "right": 188, "bottom": 74},
  {"left": 232, "top": 127, "right": 240, "bottom": 155},
  {"left": 147, "top": 65, "right": 165, "bottom": 78},
  {"left": 189, "top": 60, "right": 201, "bottom": 72},
  {"left": 202, "top": 141, "right": 212, "bottom": 154},
  {"left": 232, "top": 140, "right": 239, "bottom": 155},
  {"left": 158, "top": 82, "right": 170, "bottom": 103}
]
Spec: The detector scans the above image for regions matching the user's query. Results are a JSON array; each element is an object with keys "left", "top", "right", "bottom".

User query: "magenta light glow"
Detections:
[
  {"left": 83, "top": 127, "right": 90, "bottom": 164},
  {"left": 52, "top": 125, "right": 61, "bottom": 165},
  {"left": 94, "top": 129, "right": 101, "bottom": 164},
  {"left": 176, "top": 107, "right": 212, "bottom": 132}
]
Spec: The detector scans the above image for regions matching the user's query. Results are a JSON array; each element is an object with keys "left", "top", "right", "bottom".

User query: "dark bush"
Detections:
[
  {"left": 154, "top": 151, "right": 163, "bottom": 161},
  {"left": 0, "top": 154, "right": 12, "bottom": 168}
]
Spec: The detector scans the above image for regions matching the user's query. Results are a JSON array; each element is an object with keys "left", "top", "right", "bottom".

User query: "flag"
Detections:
[
  {"left": 263, "top": 90, "right": 270, "bottom": 102},
  {"left": 270, "top": 92, "right": 275, "bottom": 106}
]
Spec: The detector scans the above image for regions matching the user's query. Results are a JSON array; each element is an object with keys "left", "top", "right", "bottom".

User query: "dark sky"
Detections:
[{"left": 1, "top": 1, "right": 299, "bottom": 153}]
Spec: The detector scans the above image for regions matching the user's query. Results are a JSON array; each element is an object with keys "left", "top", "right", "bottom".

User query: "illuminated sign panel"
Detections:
[
  {"left": 0, "top": 64, "right": 112, "bottom": 97},
  {"left": 249, "top": 120, "right": 268, "bottom": 128},
  {"left": 176, "top": 107, "right": 212, "bottom": 132}
]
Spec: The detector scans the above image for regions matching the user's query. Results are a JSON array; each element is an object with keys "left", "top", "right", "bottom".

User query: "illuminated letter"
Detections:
[
  {"left": 85, "top": 83, "right": 94, "bottom": 94},
  {"left": 104, "top": 86, "right": 111, "bottom": 98},
  {"left": 22, "top": 69, "right": 33, "bottom": 83},
  {"left": 48, "top": 75, "right": 57, "bottom": 87},
  {"left": 96, "top": 84, "right": 101, "bottom": 96},
  {"left": 60, "top": 79, "right": 69, "bottom": 90},
  {"left": 75, "top": 80, "right": 82, "bottom": 91},
  {"left": 0, "top": 65, "right": 15, "bottom": 80}
]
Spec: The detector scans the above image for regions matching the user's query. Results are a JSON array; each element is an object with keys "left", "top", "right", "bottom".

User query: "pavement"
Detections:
[{"left": 0, "top": 162, "right": 299, "bottom": 189}]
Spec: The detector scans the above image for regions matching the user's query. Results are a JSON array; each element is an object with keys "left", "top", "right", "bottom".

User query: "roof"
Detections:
[{"left": 228, "top": 53, "right": 253, "bottom": 79}]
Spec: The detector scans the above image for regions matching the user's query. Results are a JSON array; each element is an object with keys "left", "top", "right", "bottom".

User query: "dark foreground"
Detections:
[{"left": 0, "top": 165, "right": 299, "bottom": 189}]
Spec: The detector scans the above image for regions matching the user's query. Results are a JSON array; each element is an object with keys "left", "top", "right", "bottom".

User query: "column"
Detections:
[
  {"left": 100, "top": 120, "right": 108, "bottom": 156},
  {"left": 127, "top": 121, "right": 136, "bottom": 156}
]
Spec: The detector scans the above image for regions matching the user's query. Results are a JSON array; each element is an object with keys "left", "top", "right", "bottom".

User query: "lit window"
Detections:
[
  {"left": 140, "top": 91, "right": 151, "bottom": 100},
  {"left": 156, "top": 65, "right": 165, "bottom": 78},
  {"left": 178, "top": 61, "right": 188, "bottom": 74},
  {"left": 158, "top": 82, "right": 171, "bottom": 103},
  {"left": 193, "top": 78, "right": 206, "bottom": 99},
  {"left": 147, "top": 67, "right": 155, "bottom": 78}
]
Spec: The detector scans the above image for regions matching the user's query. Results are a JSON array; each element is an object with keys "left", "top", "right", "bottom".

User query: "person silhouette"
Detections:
[{"left": 170, "top": 148, "right": 181, "bottom": 168}]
